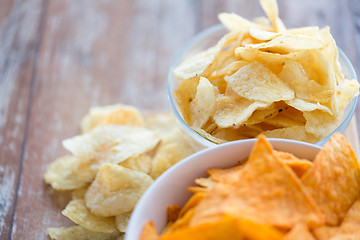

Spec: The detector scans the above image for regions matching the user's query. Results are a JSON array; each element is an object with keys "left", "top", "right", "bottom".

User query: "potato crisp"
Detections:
[
  {"left": 140, "top": 133, "right": 360, "bottom": 240},
  {"left": 44, "top": 105, "right": 196, "bottom": 239},
  {"left": 173, "top": 0, "right": 358, "bottom": 143}
]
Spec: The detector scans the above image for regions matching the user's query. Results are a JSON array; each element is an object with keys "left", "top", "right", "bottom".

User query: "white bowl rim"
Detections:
[{"left": 125, "top": 138, "right": 322, "bottom": 240}]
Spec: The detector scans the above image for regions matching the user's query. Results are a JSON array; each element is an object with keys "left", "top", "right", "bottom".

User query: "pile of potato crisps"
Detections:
[
  {"left": 141, "top": 133, "right": 360, "bottom": 240},
  {"left": 44, "top": 104, "right": 196, "bottom": 239},
  {"left": 173, "top": 0, "right": 359, "bottom": 144}
]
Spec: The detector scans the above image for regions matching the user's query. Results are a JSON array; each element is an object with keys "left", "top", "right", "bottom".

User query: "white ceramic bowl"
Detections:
[
  {"left": 167, "top": 24, "right": 358, "bottom": 149},
  {"left": 125, "top": 138, "right": 321, "bottom": 240}
]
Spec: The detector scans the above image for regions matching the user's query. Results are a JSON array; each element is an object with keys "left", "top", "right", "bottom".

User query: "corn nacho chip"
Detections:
[
  {"left": 326, "top": 199, "right": 360, "bottom": 239},
  {"left": 190, "top": 136, "right": 323, "bottom": 228},
  {"left": 302, "top": 133, "right": 360, "bottom": 225},
  {"left": 139, "top": 221, "right": 159, "bottom": 240},
  {"left": 274, "top": 150, "right": 312, "bottom": 177},
  {"left": 283, "top": 223, "right": 315, "bottom": 240},
  {"left": 85, "top": 163, "right": 153, "bottom": 217},
  {"left": 62, "top": 199, "right": 117, "bottom": 233}
]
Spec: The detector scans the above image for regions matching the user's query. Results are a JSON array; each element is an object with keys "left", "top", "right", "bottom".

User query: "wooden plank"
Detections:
[
  {"left": 0, "top": 0, "right": 45, "bottom": 239},
  {"left": 7, "top": 0, "right": 360, "bottom": 239},
  {"left": 10, "top": 0, "right": 199, "bottom": 239}
]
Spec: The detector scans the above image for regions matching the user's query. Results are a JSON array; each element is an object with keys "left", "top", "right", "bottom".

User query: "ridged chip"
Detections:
[
  {"left": 85, "top": 163, "right": 153, "bottom": 217},
  {"left": 225, "top": 61, "right": 294, "bottom": 103},
  {"left": 62, "top": 199, "right": 117, "bottom": 233}
]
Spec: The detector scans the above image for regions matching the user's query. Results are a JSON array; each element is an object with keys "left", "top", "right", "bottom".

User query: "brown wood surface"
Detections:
[{"left": 0, "top": 0, "right": 360, "bottom": 239}]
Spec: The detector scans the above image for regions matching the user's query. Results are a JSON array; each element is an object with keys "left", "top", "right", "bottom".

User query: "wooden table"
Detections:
[{"left": 1, "top": 0, "right": 360, "bottom": 239}]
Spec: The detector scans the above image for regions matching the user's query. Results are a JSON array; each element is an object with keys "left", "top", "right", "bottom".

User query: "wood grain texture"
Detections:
[
  {"left": 0, "top": 0, "right": 45, "bottom": 239},
  {"left": 0, "top": 0, "right": 359, "bottom": 239}
]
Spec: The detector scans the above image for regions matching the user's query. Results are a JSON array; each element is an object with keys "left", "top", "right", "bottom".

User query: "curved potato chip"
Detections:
[
  {"left": 246, "top": 34, "right": 323, "bottom": 54},
  {"left": 145, "top": 113, "right": 176, "bottom": 139},
  {"left": 119, "top": 154, "right": 152, "bottom": 174},
  {"left": 48, "top": 226, "right": 121, "bottom": 240},
  {"left": 285, "top": 98, "right": 332, "bottom": 114},
  {"left": 44, "top": 155, "right": 92, "bottom": 190},
  {"left": 189, "top": 77, "right": 217, "bottom": 128},
  {"left": 115, "top": 212, "right": 132, "bottom": 233},
  {"left": 225, "top": 61, "right": 294, "bottom": 103},
  {"left": 336, "top": 79, "right": 359, "bottom": 112},
  {"left": 85, "top": 163, "right": 153, "bottom": 217},
  {"left": 80, "top": 104, "right": 144, "bottom": 133},
  {"left": 150, "top": 129, "right": 195, "bottom": 179},
  {"left": 259, "top": 0, "right": 281, "bottom": 32},
  {"left": 174, "top": 78, "right": 200, "bottom": 123},
  {"left": 62, "top": 199, "right": 117, "bottom": 233},
  {"left": 249, "top": 27, "right": 278, "bottom": 41},
  {"left": 174, "top": 46, "right": 219, "bottom": 80},
  {"left": 278, "top": 59, "right": 328, "bottom": 101},
  {"left": 218, "top": 13, "right": 270, "bottom": 32},
  {"left": 213, "top": 60, "right": 249, "bottom": 78},
  {"left": 63, "top": 125, "right": 159, "bottom": 166},
  {"left": 235, "top": 47, "right": 286, "bottom": 74},
  {"left": 303, "top": 110, "right": 338, "bottom": 138},
  {"left": 213, "top": 92, "right": 270, "bottom": 128},
  {"left": 288, "top": 49, "right": 336, "bottom": 89},
  {"left": 262, "top": 126, "right": 308, "bottom": 142},
  {"left": 193, "top": 127, "right": 227, "bottom": 144},
  {"left": 174, "top": 32, "right": 238, "bottom": 81},
  {"left": 244, "top": 101, "right": 287, "bottom": 126}
]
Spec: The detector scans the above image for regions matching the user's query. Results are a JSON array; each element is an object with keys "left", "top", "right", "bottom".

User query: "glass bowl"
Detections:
[{"left": 167, "top": 24, "right": 358, "bottom": 149}]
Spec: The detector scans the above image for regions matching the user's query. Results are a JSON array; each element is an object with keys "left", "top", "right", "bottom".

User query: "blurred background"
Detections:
[{"left": 0, "top": 0, "right": 359, "bottom": 239}]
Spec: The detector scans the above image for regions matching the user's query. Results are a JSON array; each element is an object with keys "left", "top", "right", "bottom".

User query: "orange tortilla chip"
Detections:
[
  {"left": 140, "top": 221, "right": 159, "bottom": 240},
  {"left": 190, "top": 135, "right": 324, "bottom": 228},
  {"left": 274, "top": 150, "right": 312, "bottom": 177},
  {"left": 327, "top": 199, "right": 360, "bottom": 239},
  {"left": 162, "top": 215, "right": 284, "bottom": 240},
  {"left": 312, "top": 226, "right": 338, "bottom": 240},
  {"left": 283, "top": 223, "right": 315, "bottom": 240},
  {"left": 179, "top": 192, "right": 207, "bottom": 218},
  {"left": 207, "top": 165, "right": 244, "bottom": 183},
  {"left": 167, "top": 205, "right": 182, "bottom": 223},
  {"left": 302, "top": 132, "right": 360, "bottom": 225},
  {"left": 237, "top": 218, "right": 285, "bottom": 240},
  {"left": 161, "top": 215, "right": 243, "bottom": 240}
]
